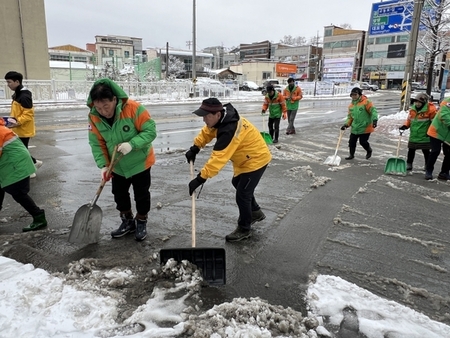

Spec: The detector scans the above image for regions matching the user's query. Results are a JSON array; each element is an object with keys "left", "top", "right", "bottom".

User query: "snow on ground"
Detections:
[
  {"left": 1, "top": 91, "right": 449, "bottom": 337},
  {"left": 1, "top": 254, "right": 450, "bottom": 337}
]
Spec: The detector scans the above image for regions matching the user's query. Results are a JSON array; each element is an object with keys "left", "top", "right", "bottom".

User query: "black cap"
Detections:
[
  {"left": 350, "top": 87, "right": 362, "bottom": 96},
  {"left": 266, "top": 85, "right": 275, "bottom": 92},
  {"left": 287, "top": 78, "right": 295, "bottom": 83},
  {"left": 192, "top": 98, "right": 223, "bottom": 116}
]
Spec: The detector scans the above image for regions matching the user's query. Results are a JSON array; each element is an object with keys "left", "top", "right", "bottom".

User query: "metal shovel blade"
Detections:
[
  {"left": 384, "top": 158, "right": 407, "bottom": 176},
  {"left": 324, "top": 155, "right": 341, "bottom": 166},
  {"left": 68, "top": 203, "right": 103, "bottom": 245},
  {"left": 260, "top": 132, "right": 273, "bottom": 145},
  {"left": 160, "top": 248, "right": 226, "bottom": 285}
]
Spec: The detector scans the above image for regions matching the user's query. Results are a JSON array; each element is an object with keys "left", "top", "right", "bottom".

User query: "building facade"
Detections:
[
  {"left": 0, "top": 0, "right": 50, "bottom": 80},
  {"left": 93, "top": 35, "right": 144, "bottom": 70},
  {"left": 322, "top": 26, "right": 365, "bottom": 83}
]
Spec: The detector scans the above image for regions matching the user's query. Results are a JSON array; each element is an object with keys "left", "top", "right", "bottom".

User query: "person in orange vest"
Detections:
[
  {"left": 399, "top": 92, "right": 436, "bottom": 171},
  {"left": 261, "top": 85, "right": 287, "bottom": 143},
  {"left": 0, "top": 118, "right": 47, "bottom": 232},
  {"left": 283, "top": 78, "right": 303, "bottom": 135},
  {"left": 424, "top": 96, "right": 450, "bottom": 180}
]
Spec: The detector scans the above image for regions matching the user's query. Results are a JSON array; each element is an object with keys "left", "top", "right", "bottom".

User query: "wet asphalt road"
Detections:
[{"left": 0, "top": 91, "right": 449, "bottom": 326}]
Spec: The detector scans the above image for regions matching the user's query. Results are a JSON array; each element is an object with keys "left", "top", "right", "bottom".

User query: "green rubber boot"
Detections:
[{"left": 22, "top": 211, "right": 48, "bottom": 232}]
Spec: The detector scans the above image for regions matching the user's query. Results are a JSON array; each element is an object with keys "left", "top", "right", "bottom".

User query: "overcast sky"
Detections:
[{"left": 44, "top": 0, "right": 377, "bottom": 51}]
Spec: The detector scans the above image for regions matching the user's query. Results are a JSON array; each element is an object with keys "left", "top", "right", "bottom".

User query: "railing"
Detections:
[{"left": 0, "top": 79, "right": 353, "bottom": 104}]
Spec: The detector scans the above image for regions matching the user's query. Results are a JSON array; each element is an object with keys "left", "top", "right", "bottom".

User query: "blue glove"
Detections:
[{"left": 188, "top": 174, "right": 206, "bottom": 196}]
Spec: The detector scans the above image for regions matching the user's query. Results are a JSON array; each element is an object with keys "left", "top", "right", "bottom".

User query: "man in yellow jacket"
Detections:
[
  {"left": 4, "top": 71, "right": 43, "bottom": 178},
  {"left": 186, "top": 98, "right": 272, "bottom": 242}
]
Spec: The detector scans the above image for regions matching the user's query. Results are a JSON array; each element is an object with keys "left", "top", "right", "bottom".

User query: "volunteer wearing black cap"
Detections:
[
  {"left": 341, "top": 87, "right": 379, "bottom": 160},
  {"left": 186, "top": 98, "right": 272, "bottom": 242}
]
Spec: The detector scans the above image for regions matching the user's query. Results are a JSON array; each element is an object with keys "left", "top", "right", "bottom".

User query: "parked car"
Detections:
[
  {"left": 359, "top": 82, "right": 379, "bottom": 91},
  {"left": 239, "top": 81, "right": 260, "bottom": 91}
]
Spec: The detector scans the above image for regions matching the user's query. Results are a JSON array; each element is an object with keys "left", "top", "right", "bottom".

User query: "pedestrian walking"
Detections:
[
  {"left": 87, "top": 78, "right": 157, "bottom": 241},
  {"left": 399, "top": 92, "right": 436, "bottom": 171},
  {"left": 283, "top": 78, "right": 303, "bottom": 135},
  {"left": 0, "top": 118, "right": 47, "bottom": 232},
  {"left": 341, "top": 87, "right": 378, "bottom": 160},
  {"left": 424, "top": 96, "right": 450, "bottom": 180},
  {"left": 186, "top": 98, "right": 272, "bottom": 242},
  {"left": 261, "top": 85, "right": 287, "bottom": 143},
  {"left": 4, "top": 71, "right": 43, "bottom": 178}
]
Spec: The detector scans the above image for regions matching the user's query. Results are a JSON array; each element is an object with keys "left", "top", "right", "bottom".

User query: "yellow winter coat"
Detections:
[
  {"left": 194, "top": 103, "right": 271, "bottom": 179},
  {"left": 9, "top": 86, "right": 36, "bottom": 138}
]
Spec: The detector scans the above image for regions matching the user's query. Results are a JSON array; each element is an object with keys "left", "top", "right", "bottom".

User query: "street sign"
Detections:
[
  {"left": 369, "top": 0, "right": 415, "bottom": 36},
  {"left": 369, "top": 0, "right": 438, "bottom": 36}
]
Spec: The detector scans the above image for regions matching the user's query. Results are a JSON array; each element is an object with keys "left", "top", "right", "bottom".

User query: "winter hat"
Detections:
[
  {"left": 413, "top": 92, "right": 429, "bottom": 103},
  {"left": 266, "top": 85, "right": 275, "bottom": 92},
  {"left": 350, "top": 87, "right": 362, "bottom": 96},
  {"left": 287, "top": 78, "right": 295, "bottom": 84},
  {"left": 192, "top": 98, "right": 224, "bottom": 116}
]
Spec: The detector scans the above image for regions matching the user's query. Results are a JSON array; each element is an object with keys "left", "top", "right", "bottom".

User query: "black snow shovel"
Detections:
[
  {"left": 68, "top": 146, "right": 121, "bottom": 245},
  {"left": 384, "top": 130, "right": 407, "bottom": 176},
  {"left": 160, "top": 161, "right": 226, "bottom": 285}
]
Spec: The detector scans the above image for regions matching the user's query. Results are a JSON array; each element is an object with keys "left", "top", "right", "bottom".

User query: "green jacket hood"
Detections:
[{"left": 86, "top": 78, "right": 129, "bottom": 108}]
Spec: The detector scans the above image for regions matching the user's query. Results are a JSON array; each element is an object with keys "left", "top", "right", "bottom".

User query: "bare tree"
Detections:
[
  {"left": 167, "top": 55, "right": 186, "bottom": 79},
  {"left": 279, "top": 35, "right": 306, "bottom": 46},
  {"left": 340, "top": 23, "right": 353, "bottom": 30},
  {"left": 418, "top": 0, "right": 450, "bottom": 93}
]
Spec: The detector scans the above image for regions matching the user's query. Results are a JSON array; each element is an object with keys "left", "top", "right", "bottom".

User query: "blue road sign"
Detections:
[{"left": 369, "top": 0, "right": 414, "bottom": 36}]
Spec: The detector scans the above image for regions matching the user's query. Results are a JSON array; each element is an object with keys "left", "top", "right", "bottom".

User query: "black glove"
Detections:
[
  {"left": 185, "top": 145, "right": 200, "bottom": 164},
  {"left": 261, "top": 109, "right": 266, "bottom": 114},
  {"left": 373, "top": 120, "right": 378, "bottom": 128},
  {"left": 340, "top": 125, "right": 348, "bottom": 130},
  {"left": 399, "top": 125, "right": 408, "bottom": 131},
  {"left": 189, "top": 174, "right": 207, "bottom": 196}
]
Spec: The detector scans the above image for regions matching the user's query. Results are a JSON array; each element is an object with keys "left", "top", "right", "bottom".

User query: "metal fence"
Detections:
[{"left": 0, "top": 79, "right": 352, "bottom": 104}]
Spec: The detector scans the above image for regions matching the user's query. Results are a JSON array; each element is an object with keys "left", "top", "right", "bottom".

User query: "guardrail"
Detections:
[{"left": 0, "top": 80, "right": 353, "bottom": 104}]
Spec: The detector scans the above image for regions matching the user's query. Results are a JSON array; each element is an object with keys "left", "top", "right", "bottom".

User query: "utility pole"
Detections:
[
  {"left": 192, "top": 0, "right": 196, "bottom": 82},
  {"left": 401, "top": 0, "right": 424, "bottom": 109}
]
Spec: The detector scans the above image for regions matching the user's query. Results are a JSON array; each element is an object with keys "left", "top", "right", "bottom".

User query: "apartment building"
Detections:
[{"left": 0, "top": 0, "right": 50, "bottom": 80}]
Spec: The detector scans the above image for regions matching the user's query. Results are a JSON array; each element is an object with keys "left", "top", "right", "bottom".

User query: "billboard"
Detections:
[
  {"left": 387, "top": 44, "right": 406, "bottom": 58},
  {"left": 322, "top": 57, "right": 355, "bottom": 82},
  {"left": 369, "top": 0, "right": 437, "bottom": 36}
]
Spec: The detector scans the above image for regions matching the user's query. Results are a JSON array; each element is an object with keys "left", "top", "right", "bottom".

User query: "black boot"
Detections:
[
  {"left": 111, "top": 211, "right": 136, "bottom": 238},
  {"left": 135, "top": 214, "right": 147, "bottom": 241},
  {"left": 365, "top": 147, "right": 373, "bottom": 159},
  {"left": 273, "top": 130, "right": 279, "bottom": 143},
  {"left": 345, "top": 147, "right": 355, "bottom": 160}
]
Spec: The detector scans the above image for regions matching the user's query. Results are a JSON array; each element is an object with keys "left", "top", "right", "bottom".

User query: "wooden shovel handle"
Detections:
[{"left": 91, "top": 145, "right": 120, "bottom": 206}]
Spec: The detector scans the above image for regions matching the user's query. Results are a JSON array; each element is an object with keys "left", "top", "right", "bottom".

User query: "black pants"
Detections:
[
  {"left": 0, "top": 177, "right": 43, "bottom": 216},
  {"left": 19, "top": 137, "right": 36, "bottom": 164},
  {"left": 111, "top": 167, "right": 151, "bottom": 216},
  {"left": 231, "top": 164, "right": 267, "bottom": 230},
  {"left": 348, "top": 133, "right": 371, "bottom": 150},
  {"left": 407, "top": 148, "right": 429, "bottom": 165},
  {"left": 268, "top": 117, "right": 281, "bottom": 141},
  {"left": 426, "top": 137, "right": 450, "bottom": 174}
]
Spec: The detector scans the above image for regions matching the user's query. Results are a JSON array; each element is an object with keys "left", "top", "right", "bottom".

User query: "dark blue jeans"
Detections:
[
  {"left": 111, "top": 167, "right": 151, "bottom": 216},
  {"left": 426, "top": 137, "right": 450, "bottom": 174},
  {"left": 232, "top": 164, "right": 268, "bottom": 230}
]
